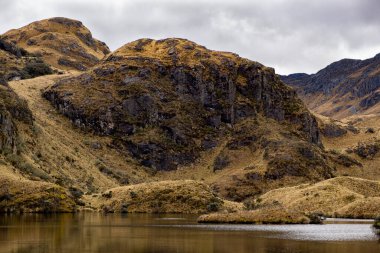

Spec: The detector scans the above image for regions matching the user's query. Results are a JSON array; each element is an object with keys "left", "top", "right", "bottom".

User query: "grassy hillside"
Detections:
[
  {"left": 257, "top": 176, "right": 380, "bottom": 218},
  {"left": 1, "top": 17, "right": 110, "bottom": 71}
]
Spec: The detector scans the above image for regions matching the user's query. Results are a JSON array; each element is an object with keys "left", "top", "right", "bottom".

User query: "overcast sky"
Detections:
[{"left": 1, "top": 0, "right": 380, "bottom": 74}]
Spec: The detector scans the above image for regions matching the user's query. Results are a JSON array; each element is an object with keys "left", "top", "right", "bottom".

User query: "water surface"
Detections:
[{"left": 0, "top": 214, "right": 378, "bottom": 253}]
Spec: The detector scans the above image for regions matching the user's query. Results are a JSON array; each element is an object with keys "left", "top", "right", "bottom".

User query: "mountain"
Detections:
[
  {"left": 281, "top": 54, "right": 380, "bottom": 119},
  {"left": 2, "top": 18, "right": 378, "bottom": 216},
  {"left": 1, "top": 17, "right": 110, "bottom": 71},
  {"left": 43, "top": 38, "right": 334, "bottom": 200}
]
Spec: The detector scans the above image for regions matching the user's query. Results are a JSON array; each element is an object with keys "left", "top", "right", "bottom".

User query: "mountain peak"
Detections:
[{"left": 1, "top": 17, "right": 110, "bottom": 71}]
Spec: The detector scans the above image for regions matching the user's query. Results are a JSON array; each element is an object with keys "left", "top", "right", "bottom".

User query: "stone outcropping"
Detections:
[
  {"left": 44, "top": 38, "right": 333, "bottom": 193},
  {"left": 0, "top": 81, "right": 33, "bottom": 154}
]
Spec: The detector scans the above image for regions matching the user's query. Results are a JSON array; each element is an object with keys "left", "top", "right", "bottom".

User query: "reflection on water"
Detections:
[{"left": 0, "top": 213, "right": 379, "bottom": 253}]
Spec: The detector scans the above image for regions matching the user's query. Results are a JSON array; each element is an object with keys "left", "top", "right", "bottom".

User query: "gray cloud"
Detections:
[{"left": 1, "top": 0, "right": 380, "bottom": 74}]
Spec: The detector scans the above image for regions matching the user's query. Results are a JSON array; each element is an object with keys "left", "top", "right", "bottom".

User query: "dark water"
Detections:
[{"left": 0, "top": 214, "right": 379, "bottom": 253}]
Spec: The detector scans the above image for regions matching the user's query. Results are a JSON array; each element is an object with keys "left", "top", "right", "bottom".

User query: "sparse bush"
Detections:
[
  {"left": 21, "top": 59, "right": 53, "bottom": 79},
  {"left": 206, "top": 202, "right": 220, "bottom": 212},
  {"left": 213, "top": 154, "right": 230, "bottom": 171},
  {"left": 353, "top": 141, "right": 380, "bottom": 159},
  {"left": 243, "top": 199, "right": 257, "bottom": 210},
  {"left": 308, "top": 212, "right": 324, "bottom": 224},
  {"left": 97, "top": 163, "right": 129, "bottom": 185},
  {"left": 69, "top": 187, "right": 84, "bottom": 199},
  {"left": 6, "top": 153, "right": 23, "bottom": 167},
  {"left": 102, "top": 191, "right": 112, "bottom": 199},
  {"left": 345, "top": 195, "right": 356, "bottom": 202},
  {"left": 130, "top": 191, "right": 137, "bottom": 199},
  {"left": 366, "top": 128, "right": 375, "bottom": 134}
]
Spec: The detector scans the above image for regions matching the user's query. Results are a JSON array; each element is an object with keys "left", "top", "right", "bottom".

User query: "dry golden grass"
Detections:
[
  {"left": 89, "top": 180, "right": 243, "bottom": 214},
  {"left": 8, "top": 75, "right": 151, "bottom": 194},
  {"left": 258, "top": 176, "right": 380, "bottom": 218},
  {"left": 319, "top": 114, "right": 380, "bottom": 181},
  {"left": 197, "top": 204, "right": 309, "bottom": 224}
]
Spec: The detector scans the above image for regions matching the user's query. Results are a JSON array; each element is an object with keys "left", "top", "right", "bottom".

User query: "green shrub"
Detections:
[
  {"left": 21, "top": 59, "right": 53, "bottom": 79},
  {"left": 206, "top": 202, "right": 220, "bottom": 212},
  {"left": 308, "top": 212, "right": 324, "bottom": 224}
]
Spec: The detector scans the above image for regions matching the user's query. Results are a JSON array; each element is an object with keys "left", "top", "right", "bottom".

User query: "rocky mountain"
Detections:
[
  {"left": 1, "top": 17, "right": 110, "bottom": 71},
  {"left": 43, "top": 38, "right": 335, "bottom": 200},
  {"left": 281, "top": 53, "right": 380, "bottom": 119},
  {"left": 0, "top": 17, "right": 379, "bottom": 217}
]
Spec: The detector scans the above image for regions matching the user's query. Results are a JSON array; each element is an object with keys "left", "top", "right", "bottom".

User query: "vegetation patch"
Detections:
[
  {"left": 96, "top": 180, "right": 241, "bottom": 214},
  {"left": 0, "top": 174, "right": 76, "bottom": 213},
  {"left": 197, "top": 204, "right": 310, "bottom": 224},
  {"left": 257, "top": 177, "right": 380, "bottom": 218}
]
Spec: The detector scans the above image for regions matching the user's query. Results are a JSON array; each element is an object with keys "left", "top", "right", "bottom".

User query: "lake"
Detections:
[{"left": 0, "top": 214, "right": 378, "bottom": 253}]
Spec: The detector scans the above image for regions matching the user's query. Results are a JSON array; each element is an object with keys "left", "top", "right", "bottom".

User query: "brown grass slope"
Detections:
[
  {"left": 258, "top": 176, "right": 380, "bottom": 218},
  {"left": 90, "top": 180, "right": 242, "bottom": 214},
  {"left": 1, "top": 17, "right": 110, "bottom": 71},
  {"left": 317, "top": 113, "right": 380, "bottom": 181}
]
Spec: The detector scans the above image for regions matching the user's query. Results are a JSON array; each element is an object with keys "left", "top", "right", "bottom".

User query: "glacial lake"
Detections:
[{"left": 0, "top": 214, "right": 379, "bottom": 253}]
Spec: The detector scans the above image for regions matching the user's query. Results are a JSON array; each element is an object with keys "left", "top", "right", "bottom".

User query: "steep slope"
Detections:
[
  {"left": 0, "top": 79, "right": 78, "bottom": 212},
  {"left": 281, "top": 54, "right": 380, "bottom": 119},
  {"left": 1, "top": 17, "right": 110, "bottom": 71},
  {"left": 8, "top": 75, "right": 151, "bottom": 195},
  {"left": 43, "top": 38, "right": 334, "bottom": 200},
  {"left": 0, "top": 79, "right": 32, "bottom": 154}
]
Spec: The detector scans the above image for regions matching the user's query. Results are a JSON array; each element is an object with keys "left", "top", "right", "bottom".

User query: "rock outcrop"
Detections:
[
  {"left": 281, "top": 53, "right": 380, "bottom": 119},
  {"left": 43, "top": 38, "right": 334, "bottom": 199},
  {"left": 1, "top": 17, "right": 110, "bottom": 71},
  {"left": 0, "top": 80, "right": 33, "bottom": 154}
]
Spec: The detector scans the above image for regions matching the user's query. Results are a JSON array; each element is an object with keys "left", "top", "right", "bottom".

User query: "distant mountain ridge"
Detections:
[{"left": 281, "top": 53, "right": 380, "bottom": 119}]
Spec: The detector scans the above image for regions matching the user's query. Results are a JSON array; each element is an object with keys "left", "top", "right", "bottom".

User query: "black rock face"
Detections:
[{"left": 0, "top": 38, "right": 28, "bottom": 58}]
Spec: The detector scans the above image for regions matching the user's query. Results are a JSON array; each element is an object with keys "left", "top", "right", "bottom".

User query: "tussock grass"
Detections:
[
  {"left": 92, "top": 180, "right": 242, "bottom": 214},
  {"left": 258, "top": 176, "right": 380, "bottom": 218},
  {"left": 0, "top": 172, "right": 75, "bottom": 213}
]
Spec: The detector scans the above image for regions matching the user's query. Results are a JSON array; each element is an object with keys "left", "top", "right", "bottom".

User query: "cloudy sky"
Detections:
[{"left": 1, "top": 0, "right": 380, "bottom": 74}]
